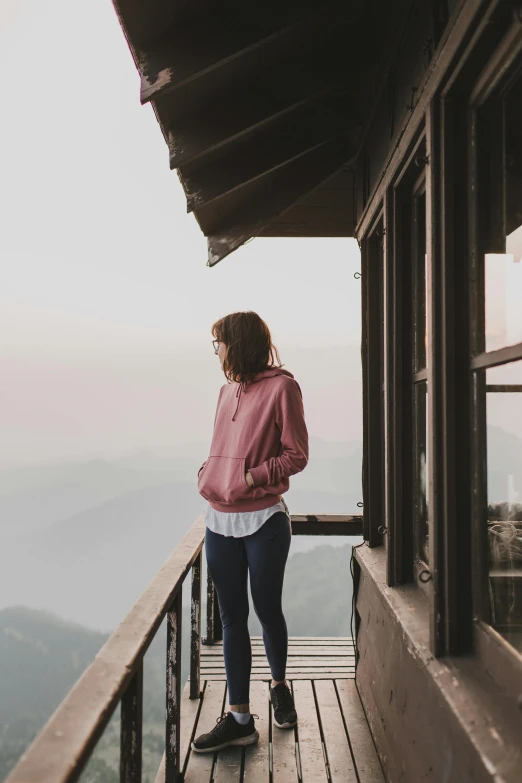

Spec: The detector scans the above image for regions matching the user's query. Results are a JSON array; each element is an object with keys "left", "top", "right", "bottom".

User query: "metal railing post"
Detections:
[
  {"left": 120, "top": 662, "right": 143, "bottom": 783},
  {"left": 190, "top": 552, "right": 202, "bottom": 699},
  {"left": 214, "top": 585, "right": 222, "bottom": 642},
  {"left": 205, "top": 569, "right": 222, "bottom": 645},
  {"left": 206, "top": 569, "right": 214, "bottom": 644},
  {"left": 165, "top": 590, "right": 182, "bottom": 782}
]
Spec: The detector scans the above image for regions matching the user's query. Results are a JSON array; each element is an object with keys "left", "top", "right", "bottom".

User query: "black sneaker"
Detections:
[
  {"left": 191, "top": 712, "right": 259, "bottom": 753},
  {"left": 271, "top": 682, "right": 297, "bottom": 728}
]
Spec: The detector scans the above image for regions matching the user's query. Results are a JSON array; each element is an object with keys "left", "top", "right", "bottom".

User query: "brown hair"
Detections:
[{"left": 211, "top": 311, "right": 283, "bottom": 385}]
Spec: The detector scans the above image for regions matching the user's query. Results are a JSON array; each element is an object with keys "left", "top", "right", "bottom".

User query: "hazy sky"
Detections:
[{"left": 1, "top": 0, "right": 362, "bottom": 465}]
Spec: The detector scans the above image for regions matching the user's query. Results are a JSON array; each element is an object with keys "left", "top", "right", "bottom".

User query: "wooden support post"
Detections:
[
  {"left": 120, "top": 662, "right": 143, "bottom": 783},
  {"left": 361, "top": 236, "right": 369, "bottom": 543},
  {"left": 190, "top": 552, "right": 202, "bottom": 700},
  {"left": 165, "top": 591, "right": 182, "bottom": 783},
  {"left": 365, "top": 222, "right": 386, "bottom": 547}
]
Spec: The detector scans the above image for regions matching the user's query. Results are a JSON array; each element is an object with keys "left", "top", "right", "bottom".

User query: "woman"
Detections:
[{"left": 192, "top": 311, "right": 309, "bottom": 753}]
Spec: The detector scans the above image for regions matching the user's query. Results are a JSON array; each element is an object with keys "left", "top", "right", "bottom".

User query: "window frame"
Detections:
[
  {"left": 468, "top": 21, "right": 522, "bottom": 670},
  {"left": 411, "top": 177, "right": 430, "bottom": 575},
  {"left": 357, "top": 1, "right": 522, "bottom": 666},
  {"left": 361, "top": 211, "right": 386, "bottom": 548},
  {"left": 386, "top": 132, "right": 432, "bottom": 592}
]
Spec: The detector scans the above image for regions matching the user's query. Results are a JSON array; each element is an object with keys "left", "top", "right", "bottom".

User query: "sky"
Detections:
[
  {"left": 0, "top": 0, "right": 362, "bottom": 465},
  {"left": 485, "top": 226, "right": 522, "bottom": 351}
]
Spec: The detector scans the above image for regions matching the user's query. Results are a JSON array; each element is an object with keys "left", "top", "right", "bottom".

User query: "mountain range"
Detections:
[{"left": 0, "top": 436, "right": 363, "bottom": 630}]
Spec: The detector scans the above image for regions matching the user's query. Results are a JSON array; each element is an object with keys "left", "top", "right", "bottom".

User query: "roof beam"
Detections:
[
  {"left": 259, "top": 205, "right": 353, "bottom": 237},
  {"left": 139, "top": 9, "right": 322, "bottom": 104},
  {"left": 166, "top": 58, "right": 344, "bottom": 169},
  {"left": 180, "top": 99, "right": 359, "bottom": 212},
  {"left": 259, "top": 168, "right": 355, "bottom": 236},
  {"left": 205, "top": 138, "right": 354, "bottom": 266}
]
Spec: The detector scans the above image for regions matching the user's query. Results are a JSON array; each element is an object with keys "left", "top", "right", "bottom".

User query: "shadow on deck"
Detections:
[{"left": 156, "top": 637, "right": 384, "bottom": 783}]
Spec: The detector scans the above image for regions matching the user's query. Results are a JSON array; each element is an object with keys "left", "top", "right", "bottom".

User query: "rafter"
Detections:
[
  {"left": 166, "top": 56, "right": 345, "bottom": 168},
  {"left": 180, "top": 98, "right": 358, "bottom": 212},
  {"left": 205, "top": 138, "right": 354, "bottom": 266},
  {"left": 139, "top": 8, "right": 322, "bottom": 104}
]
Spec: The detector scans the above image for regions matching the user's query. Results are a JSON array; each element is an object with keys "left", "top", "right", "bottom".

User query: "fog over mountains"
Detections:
[
  {"left": 1, "top": 327, "right": 367, "bottom": 631},
  {"left": 2, "top": 333, "right": 363, "bottom": 465},
  {"left": 1, "top": 418, "right": 520, "bottom": 633},
  {"left": 0, "top": 434, "right": 363, "bottom": 631}
]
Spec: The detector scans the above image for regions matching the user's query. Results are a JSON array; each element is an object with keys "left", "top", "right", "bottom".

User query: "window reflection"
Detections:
[
  {"left": 413, "top": 191, "right": 427, "bottom": 372},
  {"left": 485, "top": 238, "right": 522, "bottom": 351},
  {"left": 425, "top": 252, "right": 428, "bottom": 363},
  {"left": 412, "top": 184, "right": 428, "bottom": 565},
  {"left": 484, "top": 74, "right": 522, "bottom": 352},
  {"left": 487, "top": 361, "right": 522, "bottom": 652},
  {"left": 414, "top": 383, "right": 429, "bottom": 564}
]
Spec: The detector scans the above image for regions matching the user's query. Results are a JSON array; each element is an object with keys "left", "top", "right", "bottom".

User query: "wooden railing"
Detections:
[{"left": 5, "top": 512, "right": 362, "bottom": 783}]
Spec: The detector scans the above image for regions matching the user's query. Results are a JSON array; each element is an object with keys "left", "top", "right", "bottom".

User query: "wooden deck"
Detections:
[
  {"left": 156, "top": 637, "right": 384, "bottom": 783},
  {"left": 201, "top": 635, "right": 356, "bottom": 680}
]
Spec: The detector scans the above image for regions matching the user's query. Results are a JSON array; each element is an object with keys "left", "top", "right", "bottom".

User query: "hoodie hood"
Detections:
[{"left": 231, "top": 367, "right": 294, "bottom": 421}]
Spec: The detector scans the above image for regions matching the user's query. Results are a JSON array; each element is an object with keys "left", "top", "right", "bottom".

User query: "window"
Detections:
[
  {"left": 386, "top": 133, "right": 430, "bottom": 587},
  {"left": 481, "top": 72, "right": 522, "bottom": 354},
  {"left": 486, "top": 361, "right": 522, "bottom": 652},
  {"left": 362, "top": 216, "right": 386, "bottom": 547},
  {"left": 471, "top": 53, "right": 522, "bottom": 656},
  {"left": 412, "top": 183, "right": 429, "bottom": 566}
]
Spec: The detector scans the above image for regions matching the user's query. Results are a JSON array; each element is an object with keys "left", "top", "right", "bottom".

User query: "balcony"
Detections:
[{"left": 5, "top": 513, "right": 384, "bottom": 783}]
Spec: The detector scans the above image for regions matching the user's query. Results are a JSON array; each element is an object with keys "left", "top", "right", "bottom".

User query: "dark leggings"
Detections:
[{"left": 205, "top": 511, "right": 292, "bottom": 705}]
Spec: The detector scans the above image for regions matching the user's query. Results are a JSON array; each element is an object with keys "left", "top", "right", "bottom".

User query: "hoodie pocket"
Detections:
[{"left": 197, "top": 456, "right": 249, "bottom": 504}]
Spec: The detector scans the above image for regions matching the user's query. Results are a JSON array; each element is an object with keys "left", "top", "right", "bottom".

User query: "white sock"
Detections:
[{"left": 230, "top": 709, "right": 251, "bottom": 725}]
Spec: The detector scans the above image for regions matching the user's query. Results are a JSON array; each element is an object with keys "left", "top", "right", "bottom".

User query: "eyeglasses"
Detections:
[{"left": 212, "top": 340, "right": 220, "bottom": 354}]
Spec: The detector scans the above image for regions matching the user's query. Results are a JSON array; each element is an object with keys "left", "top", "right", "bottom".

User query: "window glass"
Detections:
[
  {"left": 486, "top": 360, "right": 522, "bottom": 652},
  {"left": 412, "top": 184, "right": 428, "bottom": 565},
  {"left": 413, "top": 191, "right": 427, "bottom": 372},
  {"left": 485, "top": 238, "right": 522, "bottom": 351},
  {"left": 414, "top": 383, "right": 429, "bottom": 564},
  {"left": 485, "top": 76, "right": 522, "bottom": 352}
]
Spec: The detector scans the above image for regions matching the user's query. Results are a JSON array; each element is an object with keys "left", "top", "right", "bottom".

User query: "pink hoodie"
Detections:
[{"left": 197, "top": 367, "right": 309, "bottom": 512}]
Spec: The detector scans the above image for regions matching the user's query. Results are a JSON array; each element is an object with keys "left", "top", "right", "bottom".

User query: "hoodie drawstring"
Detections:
[{"left": 232, "top": 381, "right": 247, "bottom": 421}]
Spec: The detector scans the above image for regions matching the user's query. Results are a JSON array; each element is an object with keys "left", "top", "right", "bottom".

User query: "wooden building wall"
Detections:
[
  {"left": 353, "top": 1, "right": 522, "bottom": 781},
  {"left": 355, "top": 0, "right": 439, "bottom": 223},
  {"left": 354, "top": 548, "right": 519, "bottom": 783}
]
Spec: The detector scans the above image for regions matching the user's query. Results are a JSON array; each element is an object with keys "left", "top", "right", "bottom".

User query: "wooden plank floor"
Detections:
[
  {"left": 155, "top": 638, "right": 384, "bottom": 783},
  {"left": 201, "top": 636, "right": 356, "bottom": 680}
]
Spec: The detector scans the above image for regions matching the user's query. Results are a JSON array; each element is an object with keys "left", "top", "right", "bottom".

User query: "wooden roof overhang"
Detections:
[{"left": 112, "top": 1, "right": 394, "bottom": 265}]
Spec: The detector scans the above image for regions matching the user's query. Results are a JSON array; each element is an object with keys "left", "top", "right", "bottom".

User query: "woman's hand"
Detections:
[{"left": 245, "top": 471, "right": 254, "bottom": 488}]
